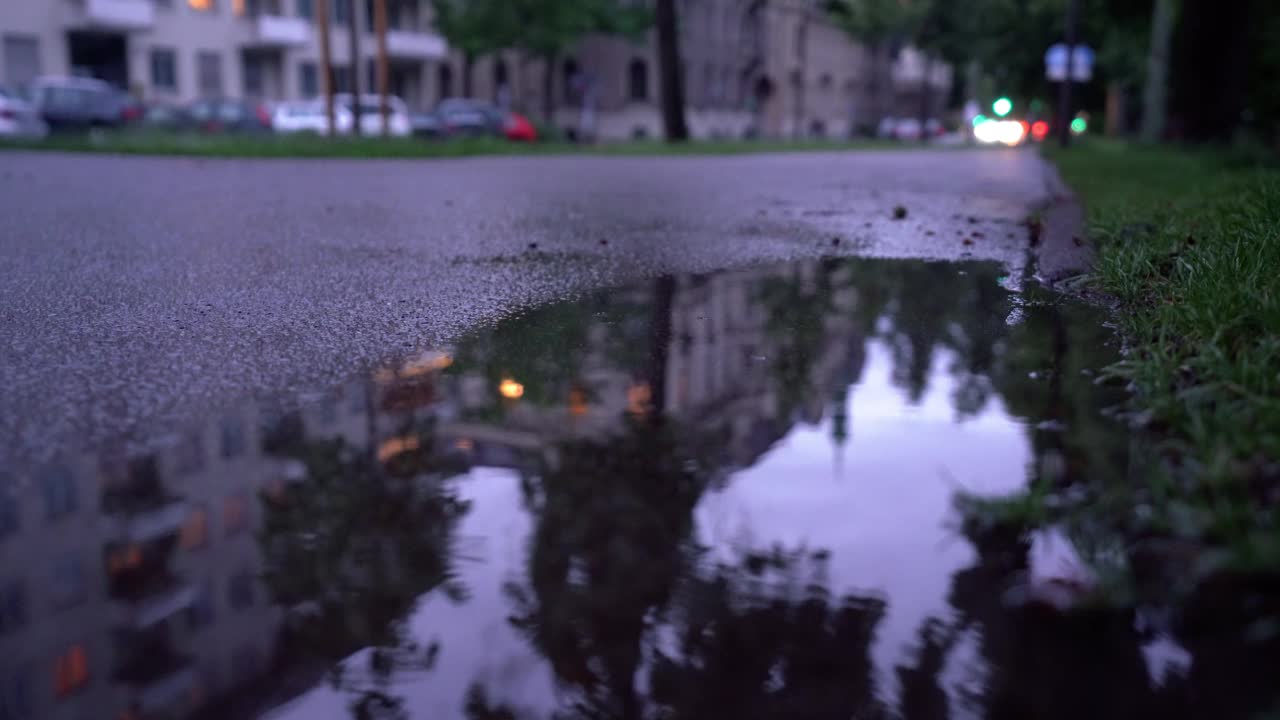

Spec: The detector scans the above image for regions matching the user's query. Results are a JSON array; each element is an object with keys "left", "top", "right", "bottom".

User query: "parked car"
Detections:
[
  {"left": 186, "top": 98, "right": 274, "bottom": 134},
  {"left": 0, "top": 86, "right": 48, "bottom": 139},
  {"left": 26, "top": 76, "right": 123, "bottom": 131},
  {"left": 434, "top": 98, "right": 503, "bottom": 137},
  {"left": 272, "top": 100, "right": 328, "bottom": 134},
  {"left": 136, "top": 103, "right": 190, "bottom": 132},
  {"left": 333, "top": 94, "right": 411, "bottom": 137},
  {"left": 409, "top": 111, "right": 443, "bottom": 138},
  {"left": 502, "top": 111, "right": 538, "bottom": 142}
]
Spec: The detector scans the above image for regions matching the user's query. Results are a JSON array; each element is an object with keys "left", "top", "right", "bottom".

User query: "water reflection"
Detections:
[{"left": 1, "top": 257, "right": 1275, "bottom": 720}]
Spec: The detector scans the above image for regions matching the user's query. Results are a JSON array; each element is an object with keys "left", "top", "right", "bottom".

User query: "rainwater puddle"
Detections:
[{"left": 2, "top": 256, "right": 1274, "bottom": 719}]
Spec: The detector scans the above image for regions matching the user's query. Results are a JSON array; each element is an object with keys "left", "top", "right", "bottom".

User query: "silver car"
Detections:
[{"left": 0, "top": 86, "right": 49, "bottom": 139}]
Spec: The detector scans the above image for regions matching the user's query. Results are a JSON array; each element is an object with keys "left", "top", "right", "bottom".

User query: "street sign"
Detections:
[{"left": 1045, "top": 43, "right": 1094, "bottom": 82}]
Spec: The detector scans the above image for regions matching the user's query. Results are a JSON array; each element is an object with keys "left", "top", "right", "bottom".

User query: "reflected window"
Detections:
[
  {"left": 0, "top": 478, "right": 17, "bottom": 539},
  {"left": 181, "top": 506, "right": 209, "bottom": 549},
  {"left": 220, "top": 415, "right": 246, "bottom": 458},
  {"left": 187, "top": 580, "right": 215, "bottom": 628},
  {"left": 0, "top": 580, "right": 26, "bottom": 635},
  {"left": 0, "top": 665, "right": 32, "bottom": 718},
  {"left": 50, "top": 555, "right": 86, "bottom": 610},
  {"left": 41, "top": 466, "right": 77, "bottom": 522},
  {"left": 222, "top": 495, "right": 248, "bottom": 535},
  {"left": 176, "top": 430, "right": 205, "bottom": 474},
  {"left": 227, "top": 571, "right": 254, "bottom": 611},
  {"left": 53, "top": 644, "right": 88, "bottom": 697}
]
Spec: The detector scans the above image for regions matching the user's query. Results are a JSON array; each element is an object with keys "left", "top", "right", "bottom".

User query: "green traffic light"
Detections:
[
  {"left": 971, "top": 114, "right": 987, "bottom": 127},
  {"left": 992, "top": 97, "right": 1012, "bottom": 117},
  {"left": 1071, "top": 117, "right": 1087, "bottom": 134}
]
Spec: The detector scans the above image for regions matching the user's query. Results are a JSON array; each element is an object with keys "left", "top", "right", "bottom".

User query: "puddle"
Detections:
[{"left": 1, "top": 257, "right": 1275, "bottom": 720}]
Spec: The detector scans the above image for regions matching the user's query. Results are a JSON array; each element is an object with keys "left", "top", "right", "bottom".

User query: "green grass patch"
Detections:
[
  {"left": 0, "top": 131, "right": 920, "bottom": 159},
  {"left": 1047, "top": 140, "right": 1280, "bottom": 549}
]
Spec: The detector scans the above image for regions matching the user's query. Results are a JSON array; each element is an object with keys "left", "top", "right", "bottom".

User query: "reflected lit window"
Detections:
[
  {"left": 106, "top": 545, "right": 143, "bottom": 575},
  {"left": 53, "top": 644, "right": 89, "bottom": 697},
  {"left": 188, "top": 0, "right": 215, "bottom": 10},
  {"left": 181, "top": 507, "right": 208, "bottom": 549},
  {"left": 222, "top": 495, "right": 248, "bottom": 535}
]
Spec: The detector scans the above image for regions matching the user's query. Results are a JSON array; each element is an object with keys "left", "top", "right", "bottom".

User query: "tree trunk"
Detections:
[
  {"left": 1105, "top": 82, "right": 1125, "bottom": 137},
  {"left": 315, "top": 0, "right": 335, "bottom": 135},
  {"left": 542, "top": 50, "right": 556, "bottom": 125},
  {"left": 655, "top": 0, "right": 688, "bottom": 142},
  {"left": 917, "top": 53, "right": 932, "bottom": 144},
  {"left": 1055, "top": 0, "right": 1081, "bottom": 147},
  {"left": 646, "top": 275, "right": 675, "bottom": 423},
  {"left": 1140, "top": 0, "right": 1176, "bottom": 143},
  {"left": 374, "top": 0, "right": 389, "bottom": 137},
  {"left": 347, "top": 0, "right": 362, "bottom": 136}
]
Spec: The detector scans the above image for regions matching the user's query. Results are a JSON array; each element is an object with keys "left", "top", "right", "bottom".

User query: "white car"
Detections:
[
  {"left": 0, "top": 86, "right": 49, "bottom": 139},
  {"left": 272, "top": 100, "right": 328, "bottom": 134},
  {"left": 333, "top": 94, "right": 411, "bottom": 137}
]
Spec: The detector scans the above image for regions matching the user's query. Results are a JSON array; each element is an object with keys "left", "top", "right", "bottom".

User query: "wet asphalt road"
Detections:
[{"left": 0, "top": 148, "right": 1053, "bottom": 463}]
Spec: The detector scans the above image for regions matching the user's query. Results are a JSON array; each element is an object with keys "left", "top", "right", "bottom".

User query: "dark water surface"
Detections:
[{"left": 2, "top": 257, "right": 1274, "bottom": 720}]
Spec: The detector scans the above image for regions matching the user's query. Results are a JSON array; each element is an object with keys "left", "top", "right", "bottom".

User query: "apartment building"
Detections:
[{"left": 0, "top": 0, "right": 449, "bottom": 108}]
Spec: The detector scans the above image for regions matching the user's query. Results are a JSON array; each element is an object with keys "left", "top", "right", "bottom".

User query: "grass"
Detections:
[
  {"left": 1043, "top": 140, "right": 1280, "bottom": 563},
  {"left": 0, "top": 131, "right": 915, "bottom": 159}
]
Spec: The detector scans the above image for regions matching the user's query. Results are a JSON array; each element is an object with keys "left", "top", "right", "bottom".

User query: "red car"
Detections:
[{"left": 503, "top": 111, "right": 537, "bottom": 142}]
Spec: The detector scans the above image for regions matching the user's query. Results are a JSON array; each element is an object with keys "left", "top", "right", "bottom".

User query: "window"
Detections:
[
  {"left": 51, "top": 555, "right": 86, "bottom": 610},
  {"left": 150, "top": 48, "right": 178, "bottom": 93},
  {"left": 181, "top": 506, "right": 208, "bottom": 549},
  {"left": 176, "top": 430, "right": 205, "bottom": 474},
  {"left": 227, "top": 571, "right": 254, "bottom": 610},
  {"left": 297, "top": 0, "right": 313, "bottom": 18},
  {"left": 331, "top": 0, "right": 352, "bottom": 25},
  {"left": 0, "top": 479, "right": 17, "bottom": 540},
  {"left": 223, "top": 494, "right": 248, "bottom": 535},
  {"left": 437, "top": 64, "right": 452, "bottom": 101},
  {"left": 0, "top": 581, "right": 26, "bottom": 635},
  {"left": 197, "top": 51, "right": 223, "bottom": 97},
  {"left": 41, "top": 466, "right": 77, "bottom": 522},
  {"left": 299, "top": 61, "right": 318, "bottom": 97},
  {"left": 219, "top": 415, "right": 246, "bottom": 457},
  {"left": 188, "top": 0, "right": 217, "bottom": 11},
  {"left": 243, "top": 58, "right": 264, "bottom": 97},
  {"left": 3, "top": 35, "right": 41, "bottom": 88},
  {"left": 53, "top": 645, "right": 89, "bottom": 697},
  {"left": 332, "top": 65, "right": 352, "bottom": 94},
  {"left": 818, "top": 73, "right": 833, "bottom": 90},
  {"left": 704, "top": 64, "right": 717, "bottom": 105},
  {"left": 627, "top": 58, "right": 648, "bottom": 102},
  {"left": 562, "top": 57, "right": 578, "bottom": 104}
]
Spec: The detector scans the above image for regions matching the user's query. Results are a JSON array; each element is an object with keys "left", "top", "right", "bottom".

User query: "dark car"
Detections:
[
  {"left": 409, "top": 111, "right": 443, "bottom": 139},
  {"left": 186, "top": 98, "right": 274, "bottom": 134},
  {"left": 27, "top": 76, "right": 124, "bottom": 132},
  {"left": 135, "top": 103, "right": 191, "bottom": 132},
  {"left": 434, "top": 98, "right": 503, "bottom": 137}
]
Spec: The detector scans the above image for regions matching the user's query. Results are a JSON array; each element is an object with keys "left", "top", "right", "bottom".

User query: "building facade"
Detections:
[{"left": 0, "top": 0, "right": 949, "bottom": 134}]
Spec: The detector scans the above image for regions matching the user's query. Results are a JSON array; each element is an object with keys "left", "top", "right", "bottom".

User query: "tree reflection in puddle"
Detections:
[{"left": 5, "top": 256, "right": 1277, "bottom": 720}]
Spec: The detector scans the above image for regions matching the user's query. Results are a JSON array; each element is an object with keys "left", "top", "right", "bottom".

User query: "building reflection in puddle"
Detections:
[{"left": 1, "top": 256, "right": 1272, "bottom": 720}]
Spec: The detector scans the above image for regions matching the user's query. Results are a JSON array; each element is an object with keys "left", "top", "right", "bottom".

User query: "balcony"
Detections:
[
  {"left": 385, "top": 30, "right": 448, "bottom": 60},
  {"left": 245, "top": 15, "right": 311, "bottom": 47},
  {"left": 82, "top": 0, "right": 155, "bottom": 30},
  {"left": 113, "top": 577, "right": 196, "bottom": 628},
  {"left": 103, "top": 498, "right": 187, "bottom": 544}
]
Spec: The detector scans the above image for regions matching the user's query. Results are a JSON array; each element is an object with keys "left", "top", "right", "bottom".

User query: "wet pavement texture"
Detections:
[
  {"left": 1, "top": 149, "right": 1048, "bottom": 464},
  {"left": 3, "top": 252, "right": 1278, "bottom": 720}
]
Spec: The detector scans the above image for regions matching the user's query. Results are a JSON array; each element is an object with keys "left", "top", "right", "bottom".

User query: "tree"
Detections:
[{"left": 430, "top": 0, "right": 511, "bottom": 97}]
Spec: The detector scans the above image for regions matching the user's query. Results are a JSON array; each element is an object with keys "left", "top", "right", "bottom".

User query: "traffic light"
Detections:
[
  {"left": 992, "top": 97, "right": 1013, "bottom": 117},
  {"left": 1070, "top": 117, "right": 1087, "bottom": 134}
]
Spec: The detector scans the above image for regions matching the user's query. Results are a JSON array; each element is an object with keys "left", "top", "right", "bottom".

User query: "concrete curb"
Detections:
[{"left": 1034, "top": 156, "right": 1094, "bottom": 284}]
